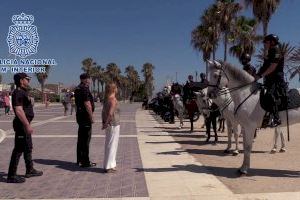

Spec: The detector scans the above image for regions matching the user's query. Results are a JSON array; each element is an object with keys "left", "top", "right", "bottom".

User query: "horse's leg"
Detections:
[
  {"left": 212, "top": 116, "right": 218, "bottom": 142},
  {"left": 190, "top": 114, "right": 194, "bottom": 132},
  {"left": 279, "top": 127, "right": 286, "bottom": 152},
  {"left": 217, "top": 117, "right": 222, "bottom": 131},
  {"left": 232, "top": 123, "right": 239, "bottom": 156},
  {"left": 224, "top": 120, "right": 232, "bottom": 154},
  {"left": 205, "top": 117, "right": 211, "bottom": 142},
  {"left": 239, "top": 126, "right": 256, "bottom": 175},
  {"left": 179, "top": 108, "right": 184, "bottom": 128},
  {"left": 221, "top": 119, "right": 225, "bottom": 133}
]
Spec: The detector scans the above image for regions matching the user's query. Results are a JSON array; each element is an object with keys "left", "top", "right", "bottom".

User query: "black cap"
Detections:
[
  {"left": 80, "top": 73, "right": 90, "bottom": 80},
  {"left": 14, "top": 73, "right": 31, "bottom": 84}
]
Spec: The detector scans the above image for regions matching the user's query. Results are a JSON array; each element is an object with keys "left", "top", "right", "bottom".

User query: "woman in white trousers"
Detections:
[{"left": 102, "top": 82, "right": 120, "bottom": 173}]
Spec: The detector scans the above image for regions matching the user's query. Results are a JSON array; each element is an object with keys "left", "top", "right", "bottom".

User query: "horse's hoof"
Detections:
[
  {"left": 224, "top": 149, "right": 230, "bottom": 154},
  {"left": 205, "top": 138, "right": 210, "bottom": 143},
  {"left": 279, "top": 148, "right": 286, "bottom": 153},
  {"left": 270, "top": 148, "right": 277, "bottom": 154},
  {"left": 237, "top": 169, "right": 247, "bottom": 176},
  {"left": 232, "top": 151, "right": 239, "bottom": 156}
]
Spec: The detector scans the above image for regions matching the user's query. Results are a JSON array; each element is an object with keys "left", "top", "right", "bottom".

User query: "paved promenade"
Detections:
[{"left": 0, "top": 103, "right": 300, "bottom": 199}]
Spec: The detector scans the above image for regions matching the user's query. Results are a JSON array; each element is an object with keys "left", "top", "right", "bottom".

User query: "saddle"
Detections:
[
  {"left": 260, "top": 87, "right": 300, "bottom": 112},
  {"left": 260, "top": 85, "right": 300, "bottom": 128}
]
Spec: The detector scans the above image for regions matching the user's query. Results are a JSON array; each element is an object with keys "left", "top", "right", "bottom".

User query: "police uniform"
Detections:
[
  {"left": 257, "top": 45, "right": 285, "bottom": 124},
  {"left": 7, "top": 87, "right": 34, "bottom": 179},
  {"left": 74, "top": 82, "right": 95, "bottom": 166}
]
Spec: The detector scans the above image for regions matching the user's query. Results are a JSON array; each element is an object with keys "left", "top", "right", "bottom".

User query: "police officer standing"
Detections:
[
  {"left": 256, "top": 34, "right": 285, "bottom": 127},
  {"left": 7, "top": 73, "right": 43, "bottom": 183},
  {"left": 240, "top": 53, "right": 257, "bottom": 77},
  {"left": 74, "top": 73, "right": 96, "bottom": 167}
]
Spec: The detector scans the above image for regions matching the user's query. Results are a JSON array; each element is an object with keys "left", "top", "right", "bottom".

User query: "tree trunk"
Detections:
[
  {"left": 206, "top": 61, "right": 208, "bottom": 77},
  {"left": 41, "top": 82, "right": 45, "bottom": 103},
  {"left": 224, "top": 32, "right": 228, "bottom": 62},
  {"left": 263, "top": 20, "right": 269, "bottom": 56},
  {"left": 97, "top": 79, "right": 100, "bottom": 98}
]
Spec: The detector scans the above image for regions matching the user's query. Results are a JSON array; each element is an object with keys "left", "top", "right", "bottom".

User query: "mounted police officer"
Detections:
[
  {"left": 74, "top": 73, "right": 96, "bottom": 167},
  {"left": 7, "top": 73, "right": 43, "bottom": 183},
  {"left": 183, "top": 75, "right": 195, "bottom": 104},
  {"left": 256, "top": 34, "right": 286, "bottom": 127},
  {"left": 240, "top": 53, "right": 256, "bottom": 77}
]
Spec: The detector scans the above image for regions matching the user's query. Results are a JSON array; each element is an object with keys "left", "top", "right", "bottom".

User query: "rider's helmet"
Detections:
[
  {"left": 188, "top": 75, "right": 193, "bottom": 82},
  {"left": 263, "top": 34, "right": 279, "bottom": 45},
  {"left": 240, "top": 53, "right": 251, "bottom": 65}
]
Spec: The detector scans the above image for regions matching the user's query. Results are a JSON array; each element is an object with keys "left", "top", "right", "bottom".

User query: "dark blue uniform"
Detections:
[
  {"left": 74, "top": 83, "right": 95, "bottom": 166},
  {"left": 257, "top": 45, "right": 286, "bottom": 125},
  {"left": 8, "top": 87, "right": 34, "bottom": 178}
]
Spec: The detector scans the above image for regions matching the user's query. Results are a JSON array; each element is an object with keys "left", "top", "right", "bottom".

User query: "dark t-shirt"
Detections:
[
  {"left": 258, "top": 46, "right": 284, "bottom": 84},
  {"left": 74, "top": 83, "right": 95, "bottom": 123},
  {"left": 12, "top": 87, "right": 34, "bottom": 121}
]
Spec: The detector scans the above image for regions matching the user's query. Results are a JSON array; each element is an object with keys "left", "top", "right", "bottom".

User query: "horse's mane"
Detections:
[{"left": 222, "top": 62, "right": 254, "bottom": 84}]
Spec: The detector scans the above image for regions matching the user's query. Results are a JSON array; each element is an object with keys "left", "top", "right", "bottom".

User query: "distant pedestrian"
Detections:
[
  {"left": 9, "top": 92, "right": 13, "bottom": 115},
  {"left": 70, "top": 92, "right": 76, "bottom": 115},
  {"left": 4, "top": 92, "right": 10, "bottom": 115},
  {"left": 74, "top": 73, "right": 96, "bottom": 167},
  {"left": 7, "top": 73, "right": 43, "bottom": 183},
  {"left": 102, "top": 82, "right": 120, "bottom": 173},
  {"left": 62, "top": 90, "right": 71, "bottom": 116}
]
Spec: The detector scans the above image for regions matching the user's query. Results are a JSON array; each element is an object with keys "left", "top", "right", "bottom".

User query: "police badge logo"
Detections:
[{"left": 6, "top": 13, "right": 39, "bottom": 58}]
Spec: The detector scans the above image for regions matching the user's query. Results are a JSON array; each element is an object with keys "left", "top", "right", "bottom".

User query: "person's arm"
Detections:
[
  {"left": 260, "top": 63, "right": 277, "bottom": 77},
  {"left": 84, "top": 101, "right": 94, "bottom": 123},
  {"left": 14, "top": 106, "right": 33, "bottom": 134}
]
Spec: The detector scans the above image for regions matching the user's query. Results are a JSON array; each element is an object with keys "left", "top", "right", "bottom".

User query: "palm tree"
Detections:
[
  {"left": 201, "top": 3, "right": 222, "bottom": 60},
  {"left": 191, "top": 24, "right": 213, "bottom": 76},
  {"left": 217, "top": 0, "right": 242, "bottom": 61},
  {"left": 191, "top": 2, "right": 222, "bottom": 75},
  {"left": 288, "top": 44, "right": 300, "bottom": 81},
  {"left": 105, "top": 63, "right": 121, "bottom": 83},
  {"left": 118, "top": 75, "right": 130, "bottom": 101},
  {"left": 81, "top": 58, "right": 95, "bottom": 75},
  {"left": 35, "top": 65, "right": 51, "bottom": 103},
  {"left": 125, "top": 65, "right": 140, "bottom": 95},
  {"left": 244, "top": 0, "right": 281, "bottom": 37},
  {"left": 142, "top": 62, "right": 155, "bottom": 98},
  {"left": 90, "top": 66, "right": 99, "bottom": 98},
  {"left": 229, "top": 16, "right": 261, "bottom": 59}
]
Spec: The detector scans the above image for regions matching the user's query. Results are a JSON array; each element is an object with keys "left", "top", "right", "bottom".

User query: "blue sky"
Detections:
[{"left": 1, "top": 0, "right": 300, "bottom": 91}]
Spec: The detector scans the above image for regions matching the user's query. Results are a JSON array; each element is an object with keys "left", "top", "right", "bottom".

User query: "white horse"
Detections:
[
  {"left": 207, "top": 60, "right": 292, "bottom": 175},
  {"left": 172, "top": 94, "right": 184, "bottom": 129},
  {"left": 195, "top": 88, "right": 240, "bottom": 155}
]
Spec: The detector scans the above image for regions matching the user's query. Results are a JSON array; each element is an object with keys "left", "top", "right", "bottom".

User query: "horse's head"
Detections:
[
  {"left": 207, "top": 60, "right": 229, "bottom": 99},
  {"left": 194, "top": 89, "right": 211, "bottom": 117}
]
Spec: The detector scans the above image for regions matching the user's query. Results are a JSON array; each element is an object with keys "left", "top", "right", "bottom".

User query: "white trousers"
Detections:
[{"left": 103, "top": 125, "right": 120, "bottom": 169}]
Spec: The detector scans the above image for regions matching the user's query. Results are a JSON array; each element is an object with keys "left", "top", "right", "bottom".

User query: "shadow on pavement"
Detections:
[
  {"left": 156, "top": 149, "right": 266, "bottom": 157},
  {"left": 34, "top": 159, "right": 104, "bottom": 173},
  {"left": 135, "top": 164, "right": 300, "bottom": 178},
  {"left": 0, "top": 172, "right": 8, "bottom": 183}
]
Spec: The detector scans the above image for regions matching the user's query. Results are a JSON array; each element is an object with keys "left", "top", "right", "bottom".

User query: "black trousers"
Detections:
[
  {"left": 265, "top": 81, "right": 287, "bottom": 121},
  {"left": 77, "top": 123, "right": 92, "bottom": 165},
  {"left": 8, "top": 119, "right": 33, "bottom": 177}
]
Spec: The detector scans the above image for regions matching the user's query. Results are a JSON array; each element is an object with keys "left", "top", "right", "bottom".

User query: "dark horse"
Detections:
[{"left": 182, "top": 81, "right": 200, "bottom": 132}]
